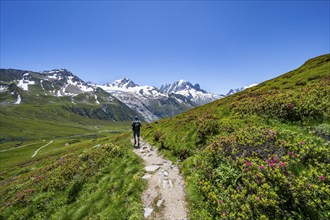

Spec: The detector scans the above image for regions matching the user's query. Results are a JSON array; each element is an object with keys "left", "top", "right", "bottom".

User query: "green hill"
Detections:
[{"left": 143, "top": 54, "right": 330, "bottom": 219}]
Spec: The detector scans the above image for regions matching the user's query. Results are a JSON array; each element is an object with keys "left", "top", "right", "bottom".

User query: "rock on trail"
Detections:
[{"left": 133, "top": 139, "right": 188, "bottom": 219}]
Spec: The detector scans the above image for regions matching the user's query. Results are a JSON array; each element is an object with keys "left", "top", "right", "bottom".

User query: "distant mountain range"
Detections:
[
  {"left": 96, "top": 78, "right": 227, "bottom": 121},
  {"left": 0, "top": 68, "right": 256, "bottom": 122},
  {"left": 225, "top": 84, "right": 258, "bottom": 96}
]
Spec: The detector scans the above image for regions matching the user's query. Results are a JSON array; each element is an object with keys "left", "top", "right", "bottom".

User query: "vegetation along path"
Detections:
[{"left": 133, "top": 139, "right": 188, "bottom": 219}]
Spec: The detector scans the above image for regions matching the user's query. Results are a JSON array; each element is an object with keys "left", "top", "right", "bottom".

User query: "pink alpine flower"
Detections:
[
  {"left": 278, "top": 161, "right": 286, "bottom": 168},
  {"left": 259, "top": 165, "right": 265, "bottom": 170},
  {"left": 320, "top": 176, "right": 326, "bottom": 181},
  {"left": 245, "top": 161, "right": 253, "bottom": 167},
  {"left": 269, "top": 162, "right": 276, "bottom": 168}
]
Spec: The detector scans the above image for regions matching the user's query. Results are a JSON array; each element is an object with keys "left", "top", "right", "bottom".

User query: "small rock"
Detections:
[
  {"left": 162, "top": 180, "right": 167, "bottom": 189},
  {"left": 142, "top": 173, "right": 152, "bottom": 179},
  {"left": 163, "top": 170, "right": 169, "bottom": 176},
  {"left": 163, "top": 160, "right": 167, "bottom": 163},
  {"left": 145, "top": 165, "right": 160, "bottom": 172},
  {"left": 169, "top": 180, "right": 173, "bottom": 189},
  {"left": 156, "top": 199, "right": 165, "bottom": 207},
  {"left": 92, "top": 144, "right": 101, "bottom": 148},
  {"left": 144, "top": 207, "right": 153, "bottom": 217}
]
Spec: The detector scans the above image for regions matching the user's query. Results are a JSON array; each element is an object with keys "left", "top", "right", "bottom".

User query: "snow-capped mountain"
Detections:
[
  {"left": 226, "top": 84, "right": 258, "bottom": 96},
  {"left": 0, "top": 69, "right": 138, "bottom": 121},
  {"left": 97, "top": 78, "right": 195, "bottom": 122},
  {"left": 160, "top": 80, "right": 224, "bottom": 105},
  {"left": 1, "top": 68, "right": 257, "bottom": 122}
]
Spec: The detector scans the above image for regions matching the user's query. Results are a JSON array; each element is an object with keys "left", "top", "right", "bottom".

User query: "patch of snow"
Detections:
[
  {"left": 71, "top": 97, "right": 76, "bottom": 104},
  {"left": 17, "top": 79, "right": 35, "bottom": 91},
  {"left": 40, "top": 80, "right": 44, "bottom": 89},
  {"left": 47, "top": 74, "right": 58, "bottom": 79},
  {"left": 0, "top": 85, "right": 7, "bottom": 92},
  {"left": 15, "top": 95, "right": 21, "bottom": 104},
  {"left": 95, "top": 95, "right": 100, "bottom": 104},
  {"left": 243, "top": 83, "right": 258, "bottom": 89},
  {"left": 80, "top": 85, "right": 94, "bottom": 92}
]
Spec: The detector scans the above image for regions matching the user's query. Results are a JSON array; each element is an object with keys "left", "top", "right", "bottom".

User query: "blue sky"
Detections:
[{"left": 1, "top": 1, "right": 329, "bottom": 94}]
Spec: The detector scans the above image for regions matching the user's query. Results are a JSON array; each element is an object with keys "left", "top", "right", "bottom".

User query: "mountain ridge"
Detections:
[{"left": 0, "top": 68, "right": 257, "bottom": 122}]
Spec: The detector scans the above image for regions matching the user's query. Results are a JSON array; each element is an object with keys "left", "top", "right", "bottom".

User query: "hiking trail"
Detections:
[{"left": 133, "top": 139, "right": 188, "bottom": 219}]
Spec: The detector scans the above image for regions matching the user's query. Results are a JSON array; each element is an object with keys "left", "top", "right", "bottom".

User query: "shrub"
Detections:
[{"left": 195, "top": 113, "right": 219, "bottom": 146}]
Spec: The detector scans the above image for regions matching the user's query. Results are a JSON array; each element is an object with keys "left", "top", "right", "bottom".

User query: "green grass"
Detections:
[
  {"left": 0, "top": 133, "right": 146, "bottom": 220},
  {"left": 143, "top": 54, "right": 330, "bottom": 219},
  {"left": 0, "top": 100, "right": 146, "bottom": 219}
]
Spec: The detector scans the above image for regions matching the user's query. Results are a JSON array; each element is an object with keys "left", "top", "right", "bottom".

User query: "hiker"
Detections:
[{"left": 132, "top": 116, "right": 142, "bottom": 147}]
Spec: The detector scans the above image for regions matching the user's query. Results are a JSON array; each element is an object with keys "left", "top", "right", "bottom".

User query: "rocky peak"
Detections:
[{"left": 107, "top": 77, "right": 138, "bottom": 89}]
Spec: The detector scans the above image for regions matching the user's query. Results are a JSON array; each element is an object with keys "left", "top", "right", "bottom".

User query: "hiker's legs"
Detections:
[
  {"left": 133, "top": 132, "right": 137, "bottom": 145},
  {"left": 137, "top": 131, "right": 140, "bottom": 146}
]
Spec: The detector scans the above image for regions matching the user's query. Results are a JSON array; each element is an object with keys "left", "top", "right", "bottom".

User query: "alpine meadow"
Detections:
[
  {"left": 0, "top": 54, "right": 329, "bottom": 219},
  {"left": 143, "top": 54, "right": 330, "bottom": 219}
]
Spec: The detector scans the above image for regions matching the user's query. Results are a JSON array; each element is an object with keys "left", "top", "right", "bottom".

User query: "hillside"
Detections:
[
  {"left": 143, "top": 54, "right": 330, "bottom": 219},
  {"left": 0, "top": 133, "right": 146, "bottom": 219}
]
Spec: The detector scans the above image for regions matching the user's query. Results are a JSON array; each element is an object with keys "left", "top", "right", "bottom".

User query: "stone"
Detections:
[
  {"left": 156, "top": 199, "right": 165, "bottom": 207},
  {"left": 169, "top": 180, "right": 173, "bottom": 189},
  {"left": 163, "top": 170, "right": 169, "bottom": 176},
  {"left": 144, "top": 207, "right": 153, "bottom": 217},
  {"left": 142, "top": 173, "right": 152, "bottom": 179},
  {"left": 162, "top": 180, "right": 167, "bottom": 189},
  {"left": 145, "top": 165, "right": 160, "bottom": 172}
]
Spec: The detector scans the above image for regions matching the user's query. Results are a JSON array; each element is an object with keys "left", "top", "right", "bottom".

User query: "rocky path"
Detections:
[{"left": 133, "top": 139, "right": 188, "bottom": 219}]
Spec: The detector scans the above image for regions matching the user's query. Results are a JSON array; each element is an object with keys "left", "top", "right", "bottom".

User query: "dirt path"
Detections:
[
  {"left": 31, "top": 140, "right": 53, "bottom": 158},
  {"left": 133, "top": 139, "right": 188, "bottom": 219}
]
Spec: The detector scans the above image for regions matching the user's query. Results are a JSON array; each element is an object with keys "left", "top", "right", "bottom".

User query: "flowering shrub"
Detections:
[
  {"left": 186, "top": 125, "right": 330, "bottom": 219},
  {"left": 195, "top": 112, "right": 219, "bottom": 146},
  {"left": 144, "top": 55, "right": 330, "bottom": 219},
  {"left": 231, "top": 80, "right": 330, "bottom": 123}
]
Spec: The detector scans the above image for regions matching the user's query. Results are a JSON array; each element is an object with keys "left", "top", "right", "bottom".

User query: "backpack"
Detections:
[{"left": 132, "top": 121, "right": 141, "bottom": 132}]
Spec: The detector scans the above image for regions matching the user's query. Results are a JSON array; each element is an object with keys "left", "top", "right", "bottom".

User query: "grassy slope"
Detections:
[
  {"left": 143, "top": 54, "right": 330, "bottom": 219},
  {"left": 0, "top": 94, "right": 146, "bottom": 219},
  {"left": 0, "top": 133, "right": 146, "bottom": 220}
]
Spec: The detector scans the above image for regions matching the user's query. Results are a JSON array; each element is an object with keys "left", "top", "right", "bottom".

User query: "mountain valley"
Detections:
[{"left": 0, "top": 54, "right": 329, "bottom": 219}]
